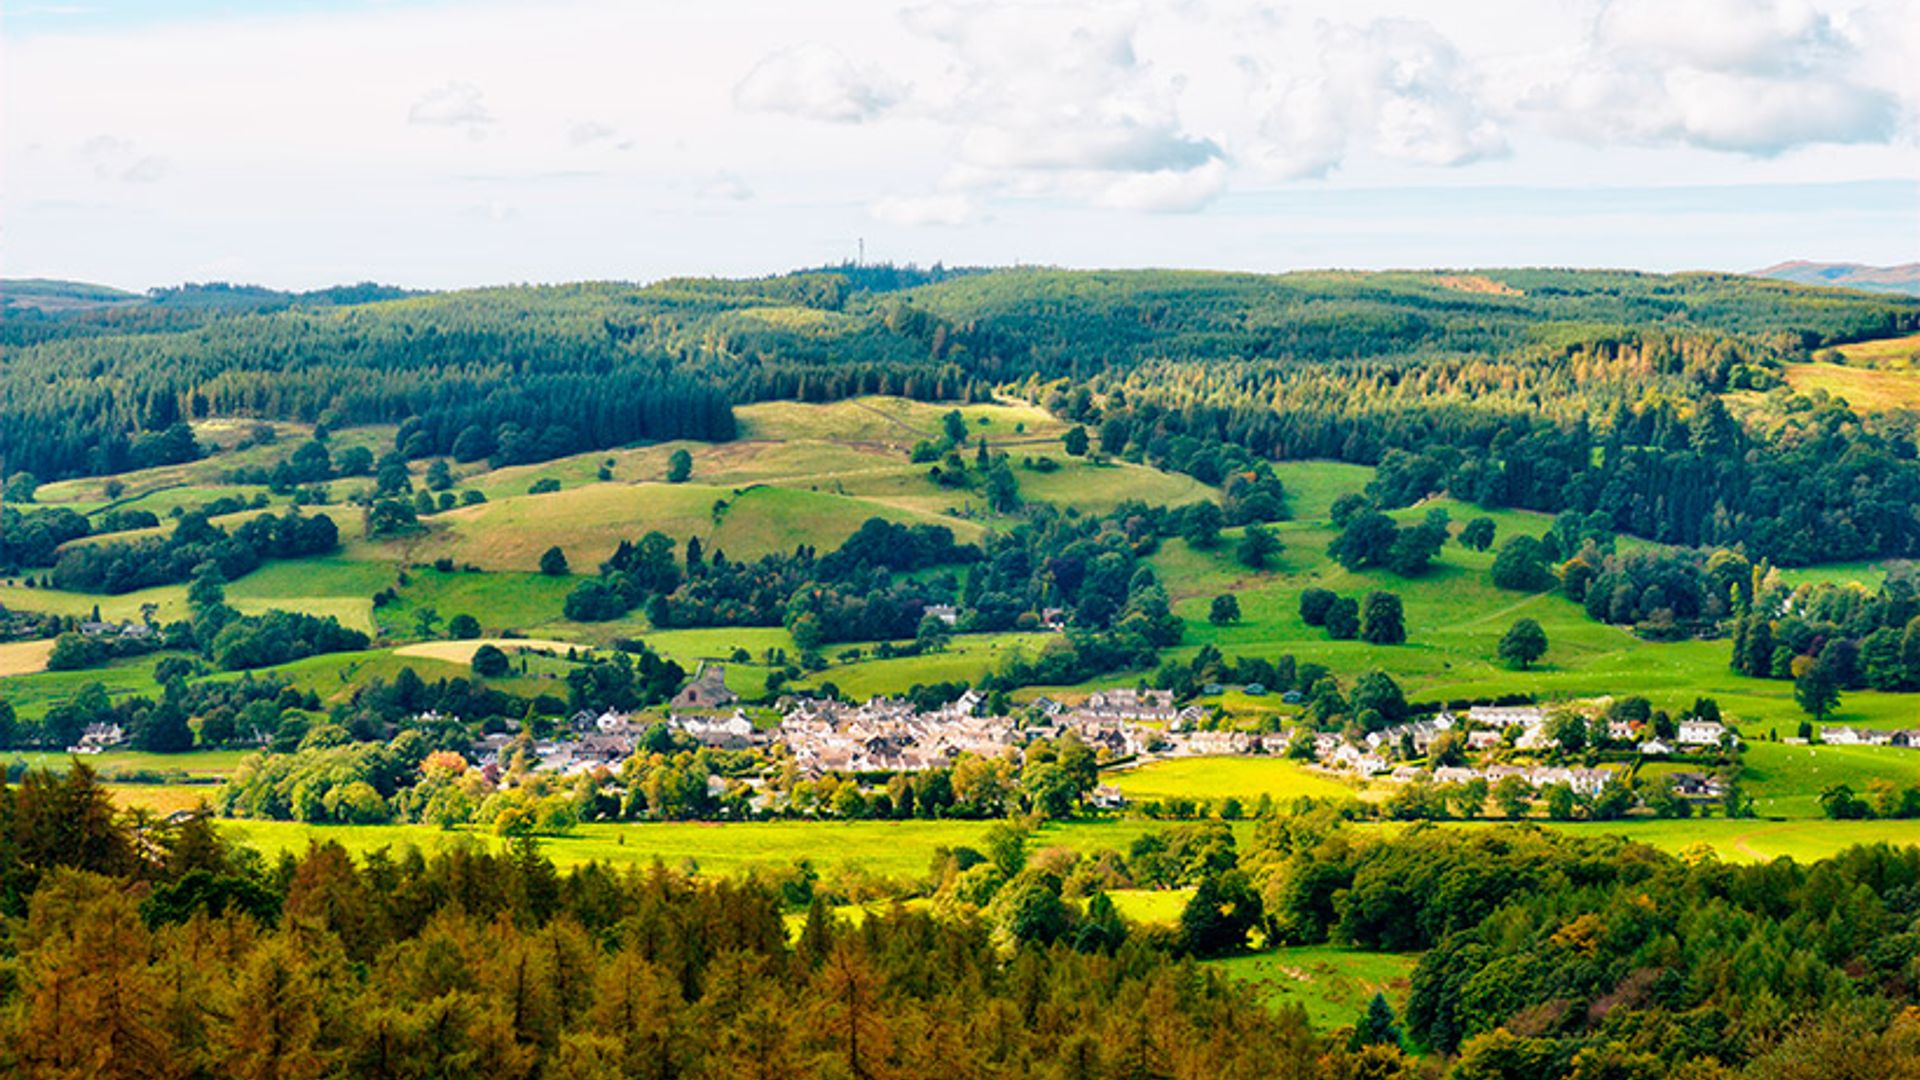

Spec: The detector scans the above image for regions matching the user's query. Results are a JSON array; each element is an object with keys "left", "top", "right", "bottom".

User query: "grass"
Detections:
[
  {"left": 735, "top": 396, "right": 1068, "bottom": 447},
  {"left": 1146, "top": 492, "right": 1917, "bottom": 736},
  {"left": 1738, "top": 741, "right": 1920, "bottom": 818},
  {"left": 0, "top": 653, "right": 177, "bottom": 720},
  {"left": 352, "top": 481, "right": 977, "bottom": 574},
  {"left": 31, "top": 421, "right": 393, "bottom": 508},
  {"left": 1544, "top": 818, "right": 1920, "bottom": 863},
  {"left": 791, "top": 633, "right": 1060, "bottom": 699},
  {"left": 394, "top": 638, "right": 587, "bottom": 664},
  {"left": 1784, "top": 362, "right": 1920, "bottom": 412},
  {"left": 104, "top": 782, "right": 223, "bottom": 815},
  {"left": 1269, "top": 460, "right": 1377, "bottom": 521},
  {"left": 0, "top": 639, "right": 55, "bottom": 676},
  {"left": 1208, "top": 947, "right": 1419, "bottom": 1031},
  {"left": 1835, "top": 331, "right": 1920, "bottom": 367},
  {"left": 8, "top": 748, "right": 253, "bottom": 778},
  {"left": 1107, "top": 887, "right": 1191, "bottom": 926},
  {"left": 1107, "top": 757, "right": 1356, "bottom": 805}
]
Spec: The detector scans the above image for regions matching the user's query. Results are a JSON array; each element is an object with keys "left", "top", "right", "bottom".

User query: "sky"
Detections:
[{"left": 3, "top": 0, "right": 1917, "bottom": 290}]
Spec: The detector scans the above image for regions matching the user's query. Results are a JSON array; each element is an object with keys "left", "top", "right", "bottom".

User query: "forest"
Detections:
[
  {"left": 3, "top": 765, "right": 1917, "bottom": 1078},
  {"left": 4, "top": 266, "right": 1916, "bottom": 564}
]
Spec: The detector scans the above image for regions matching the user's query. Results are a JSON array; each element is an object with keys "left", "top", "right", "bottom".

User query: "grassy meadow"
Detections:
[
  {"left": 1209, "top": 947, "right": 1419, "bottom": 1032},
  {"left": 8, "top": 393, "right": 1920, "bottom": 915}
]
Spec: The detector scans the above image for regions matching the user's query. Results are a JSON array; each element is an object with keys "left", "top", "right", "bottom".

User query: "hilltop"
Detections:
[{"left": 1753, "top": 260, "right": 1920, "bottom": 296}]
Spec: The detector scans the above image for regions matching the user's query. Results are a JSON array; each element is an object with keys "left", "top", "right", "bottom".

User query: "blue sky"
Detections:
[{"left": 4, "top": 0, "right": 1916, "bottom": 289}]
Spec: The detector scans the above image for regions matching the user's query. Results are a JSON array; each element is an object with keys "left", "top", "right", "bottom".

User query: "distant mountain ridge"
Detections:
[
  {"left": 0, "top": 277, "right": 419, "bottom": 316},
  {"left": 1754, "top": 261, "right": 1920, "bottom": 296}
]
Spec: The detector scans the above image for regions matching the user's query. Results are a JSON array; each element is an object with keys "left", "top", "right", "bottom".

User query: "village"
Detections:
[{"left": 425, "top": 662, "right": 1913, "bottom": 812}]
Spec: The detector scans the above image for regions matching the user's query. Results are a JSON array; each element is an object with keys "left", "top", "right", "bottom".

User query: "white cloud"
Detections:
[
  {"left": 896, "top": 2, "right": 1229, "bottom": 207},
  {"left": 1095, "top": 158, "right": 1229, "bottom": 212},
  {"left": 1246, "top": 18, "right": 1506, "bottom": 180},
  {"left": 871, "top": 192, "right": 978, "bottom": 226},
  {"left": 733, "top": 43, "right": 903, "bottom": 123},
  {"left": 1520, "top": 0, "right": 1901, "bottom": 154},
  {"left": 407, "top": 82, "right": 495, "bottom": 135},
  {"left": 696, "top": 172, "right": 755, "bottom": 201},
  {"left": 78, "top": 134, "right": 169, "bottom": 183},
  {"left": 568, "top": 121, "right": 616, "bottom": 146},
  {"left": 4, "top": 0, "right": 1917, "bottom": 287}
]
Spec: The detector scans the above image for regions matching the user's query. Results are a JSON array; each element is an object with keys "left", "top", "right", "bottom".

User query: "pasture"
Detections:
[
  {"left": 1737, "top": 741, "right": 1920, "bottom": 818},
  {"left": 0, "top": 639, "right": 56, "bottom": 677},
  {"left": 1106, "top": 756, "right": 1356, "bottom": 806},
  {"left": 1835, "top": 331, "right": 1920, "bottom": 367},
  {"left": 213, "top": 817, "right": 1180, "bottom": 882},
  {"left": 1783, "top": 361, "right": 1920, "bottom": 412},
  {"left": 1209, "top": 947, "right": 1419, "bottom": 1032}
]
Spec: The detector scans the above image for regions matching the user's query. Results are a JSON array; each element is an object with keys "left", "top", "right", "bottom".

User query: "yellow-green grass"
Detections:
[
  {"left": 0, "top": 639, "right": 56, "bottom": 676},
  {"left": 1208, "top": 947, "right": 1419, "bottom": 1031},
  {"left": 711, "top": 486, "right": 981, "bottom": 558},
  {"left": 0, "top": 577, "right": 376, "bottom": 636},
  {"left": 1836, "top": 331, "right": 1920, "bottom": 367},
  {"left": 227, "top": 645, "right": 587, "bottom": 705},
  {"left": 105, "top": 783, "right": 222, "bottom": 815},
  {"left": 792, "top": 632, "right": 1060, "bottom": 699},
  {"left": 1108, "top": 757, "right": 1356, "bottom": 805},
  {"left": 1774, "top": 560, "right": 1897, "bottom": 590},
  {"left": 1784, "top": 362, "right": 1920, "bottom": 412},
  {"left": 370, "top": 567, "right": 579, "bottom": 640},
  {"left": 735, "top": 396, "right": 1067, "bottom": 447},
  {"left": 30, "top": 422, "right": 392, "bottom": 507},
  {"left": 1737, "top": 741, "right": 1920, "bottom": 818},
  {"left": 644, "top": 627, "right": 799, "bottom": 663},
  {"left": 1268, "top": 460, "right": 1378, "bottom": 521},
  {"left": 195, "top": 812, "right": 1920, "bottom": 897},
  {"left": 205, "top": 647, "right": 466, "bottom": 704},
  {"left": 350, "top": 482, "right": 975, "bottom": 574},
  {"left": 470, "top": 439, "right": 906, "bottom": 500},
  {"left": 9, "top": 748, "right": 254, "bottom": 779},
  {"left": 74, "top": 484, "right": 285, "bottom": 527},
  {"left": 1151, "top": 505, "right": 1918, "bottom": 736},
  {"left": 59, "top": 506, "right": 287, "bottom": 551},
  {"left": 394, "top": 638, "right": 586, "bottom": 664},
  {"left": 1544, "top": 818, "right": 1920, "bottom": 863},
  {"left": 1015, "top": 456, "right": 1216, "bottom": 514},
  {"left": 211, "top": 818, "right": 1188, "bottom": 883},
  {"left": 0, "top": 654, "right": 177, "bottom": 720},
  {"left": 1107, "top": 887, "right": 1192, "bottom": 926},
  {"left": 0, "top": 580, "right": 191, "bottom": 623}
]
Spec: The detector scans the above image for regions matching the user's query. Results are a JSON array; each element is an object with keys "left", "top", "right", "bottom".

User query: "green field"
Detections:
[
  {"left": 1737, "top": 741, "right": 1920, "bottom": 818},
  {"left": 791, "top": 632, "right": 1061, "bottom": 699},
  {"left": 1209, "top": 947, "right": 1419, "bottom": 1031},
  {"left": 1835, "top": 331, "right": 1920, "bottom": 367},
  {"left": 7, "top": 747, "right": 253, "bottom": 778},
  {"left": 214, "top": 817, "right": 1178, "bottom": 881},
  {"left": 1107, "top": 887, "right": 1192, "bottom": 926},
  {"left": 1784, "top": 361, "right": 1920, "bottom": 412},
  {"left": 1107, "top": 756, "right": 1356, "bottom": 805}
]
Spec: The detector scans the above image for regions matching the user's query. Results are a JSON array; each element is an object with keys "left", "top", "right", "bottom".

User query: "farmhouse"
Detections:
[
  {"left": 673, "top": 710, "right": 764, "bottom": 749},
  {"left": 1079, "top": 688, "right": 1178, "bottom": 722},
  {"left": 671, "top": 664, "right": 738, "bottom": 710},
  {"left": 1676, "top": 720, "right": 1728, "bottom": 747},
  {"left": 1466, "top": 705, "right": 1547, "bottom": 729},
  {"left": 923, "top": 603, "right": 959, "bottom": 626},
  {"left": 68, "top": 722, "right": 126, "bottom": 753}
]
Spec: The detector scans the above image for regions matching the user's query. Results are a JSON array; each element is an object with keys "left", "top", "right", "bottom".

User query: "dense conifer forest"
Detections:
[{"left": 4, "top": 266, "right": 1915, "bottom": 564}]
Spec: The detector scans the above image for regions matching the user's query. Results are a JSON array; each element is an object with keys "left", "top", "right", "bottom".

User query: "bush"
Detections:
[
  {"left": 471, "top": 644, "right": 510, "bottom": 678},
  {"left": 1300, "top": 588, "right": 1338, "bottom": 626}
]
